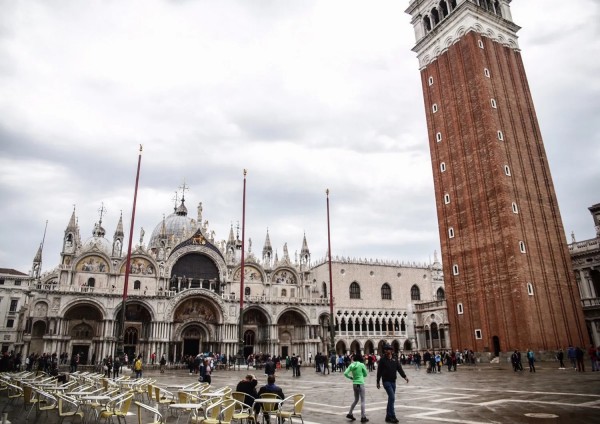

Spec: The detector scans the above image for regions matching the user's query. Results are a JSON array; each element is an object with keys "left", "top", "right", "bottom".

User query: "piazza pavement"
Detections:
[{"left": 2, "top": 361, "right": 599, "bottom": 424}]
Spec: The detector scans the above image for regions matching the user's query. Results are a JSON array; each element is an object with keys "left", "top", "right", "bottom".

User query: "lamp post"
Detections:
[{"left": 326, "top": 189, "right": 335, "bottom": 354}]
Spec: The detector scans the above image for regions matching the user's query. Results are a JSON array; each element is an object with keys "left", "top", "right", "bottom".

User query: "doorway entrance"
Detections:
[
  {"left": 493, "top": 336, "right": 501, "bottom": 357},
  {"left": 71, "top": 344, "right": 90, "bottom": 365},
  {"left": 184, "top": 339, "right": 200, "bottom": 356}
]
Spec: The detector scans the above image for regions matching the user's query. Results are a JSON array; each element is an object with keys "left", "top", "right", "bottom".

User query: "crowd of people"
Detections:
[{"left": 2, "top": 344, "right": 599, "bottom": 378}]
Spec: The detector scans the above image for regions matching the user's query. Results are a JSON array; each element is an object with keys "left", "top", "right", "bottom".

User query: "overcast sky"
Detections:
[{"left": 1, "top": 0, "right": 599, "bottom": 275}]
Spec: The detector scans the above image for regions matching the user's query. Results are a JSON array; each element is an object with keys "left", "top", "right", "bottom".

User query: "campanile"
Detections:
[{"left": 405, "top": 0, "right": 587, "bottom": 354}]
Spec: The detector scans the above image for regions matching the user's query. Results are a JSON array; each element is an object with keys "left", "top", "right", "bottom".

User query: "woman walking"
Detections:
[{"left": 344, "top": 354, "right": 369, "bottom": 422}]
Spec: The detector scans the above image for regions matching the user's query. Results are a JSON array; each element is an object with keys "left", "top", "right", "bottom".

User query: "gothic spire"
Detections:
[
  {"left": 114, "top": 211, "right": 124, "bottom": 238},
  {"left": 112, "top": 211, "right": 125, "bottom": 257},
  {"left": 66, "top": 206, "right": 77, "bottom": 232}
]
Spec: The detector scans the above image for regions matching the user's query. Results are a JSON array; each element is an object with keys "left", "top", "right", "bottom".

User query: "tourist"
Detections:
[
  {"left": 376, "top": 345, "right": 409, "bottom": 423},
  {"left": 257, "top": 374, "right": 285, "bottom": 423},
  {"left": 236, "top": 374, "right": 258, "bottom": 408},
  {"left": 575, "top": 346, "right": 585, "bottom": 372},
  {"left": 526, "top": 349, "right": 536, "bottom": 373},
  {"left": 556, "top": 349, "right": 565, "bottom": 369},
  {"left": 134, "top": 355, "right": 143, "bottom": 379},
  {"left": 344, "top": 353, "right": 369, "bottom": 422},
  {"left": 511, "top": 350, "right": 523, "bottom": 372}
]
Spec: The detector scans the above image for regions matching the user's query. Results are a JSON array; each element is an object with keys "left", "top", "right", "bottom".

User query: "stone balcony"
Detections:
[
  {"left": 414, "top": 299, "right": 446, "bottom": 311},
  {"left": 581, "top": 297, "right": 600, "bottom": 309}
]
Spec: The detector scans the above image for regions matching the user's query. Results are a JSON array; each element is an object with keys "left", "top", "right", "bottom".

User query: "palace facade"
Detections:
[{"left": 2, "top": 194, "right": 447, "bottom": 364}]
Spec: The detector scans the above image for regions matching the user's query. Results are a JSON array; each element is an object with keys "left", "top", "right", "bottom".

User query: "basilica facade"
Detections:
[{"left": 4, "top": 194, "right": 447, "bottom": 364}]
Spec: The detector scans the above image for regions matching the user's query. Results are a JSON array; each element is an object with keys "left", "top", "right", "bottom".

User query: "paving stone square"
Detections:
[{"left": 2, "top": 363, "right": 599, "bottom": 424}]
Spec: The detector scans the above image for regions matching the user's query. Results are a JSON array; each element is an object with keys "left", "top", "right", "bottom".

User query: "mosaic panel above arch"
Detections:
[
  {"left": 174, "top": 298, "right": 219, "bottom": 324},
  {"left": 76, "top": 256, "right": 109, "bottom": 273},
  {"left": 120, "top": 257, "right": 156, "bottom": 275},
  {"left": 273, "top": 268, "right": 297, "bottom": 285},
  {"left": 233, "top": 265, "right": 264, "bottom": 283}
]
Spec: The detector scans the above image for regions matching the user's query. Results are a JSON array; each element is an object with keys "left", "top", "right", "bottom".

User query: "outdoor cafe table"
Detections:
[
  {"left": 80, "top": 394, "right": 111, "bottom": 422},
  {"left": 67, "top": 391, "right": 97, "bottom": 397},
  {"left": 168, "top": 403, "right": 204, "bottom": 424}
]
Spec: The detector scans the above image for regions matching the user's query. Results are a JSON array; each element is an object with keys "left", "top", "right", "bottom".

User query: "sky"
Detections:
[{"left": 1, "top": 0, "right": 599, "bottom": 275}]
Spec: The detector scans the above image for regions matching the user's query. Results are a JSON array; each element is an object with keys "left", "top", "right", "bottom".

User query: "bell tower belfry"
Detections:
[{"left": 405, "top": 0, "right": 586, "bottom": 353}]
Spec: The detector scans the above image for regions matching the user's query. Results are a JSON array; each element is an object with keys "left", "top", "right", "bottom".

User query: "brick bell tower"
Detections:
[{"left": 405, "top": 0, "right": 587, "bottom": 355}]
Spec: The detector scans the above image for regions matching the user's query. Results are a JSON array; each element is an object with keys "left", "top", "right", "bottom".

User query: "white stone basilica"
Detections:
[{"left": 3, "top": 192, "right": 448, "bottom": 364}]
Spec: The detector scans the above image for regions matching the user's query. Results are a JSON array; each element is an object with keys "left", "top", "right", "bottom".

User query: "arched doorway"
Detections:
[
  {"left": 65, "top": 303, "right": 104, "bottom": 365},
  {"left": 243, "top": 308, "right": 269, "bottom": 355},
  {"left": 181, "top": 324, "right": 208, "bottom": 356},
  {"left": 364, "top": 340, "right": 374, "bottom": 355},
  {"left": 278, "top": 310, "right": 308, "bottom": 356},
  {"left": 244, "top": 330, "right": 256, "bottom": 359},
  {"left": 279, "top": 331, "right": 291, "bottom": 358},
  {"left": 114, "top": 302, "right": 152, "bottom": 359},
  {"left": 493, "top": 336, "right": 501, "bottom": 357},
  {"left": 350, "top": 340, "right": 361, "bottom": 355},
  {"left": 335, "top": 340, "right": 347, "bottom": 355},
  {"left": 173, "top": 297, "right": 220, "bottom": 359}
]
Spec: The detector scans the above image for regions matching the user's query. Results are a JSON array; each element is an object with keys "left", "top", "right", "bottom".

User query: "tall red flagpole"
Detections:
[
  {"left": 237, "top": 169, "right": 247, "bottom": 363},
  {"left": 326, "top": 189, "right": 335, "bottom": 353},
  {"left": 117, "top": 144, "right": 143, "bottom": 358}
]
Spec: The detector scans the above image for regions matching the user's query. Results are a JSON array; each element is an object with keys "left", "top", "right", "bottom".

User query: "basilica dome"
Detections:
[
  {"left": 81, "top": 222, "right": 112, "bottom": 256},
  {"left": 149, "top": 200, "right": 198, "bottom": 249}
]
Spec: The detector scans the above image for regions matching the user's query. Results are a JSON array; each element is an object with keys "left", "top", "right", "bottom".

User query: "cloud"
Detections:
[{"left": 0, "top": 0, "right": 598, "bottom": 274}]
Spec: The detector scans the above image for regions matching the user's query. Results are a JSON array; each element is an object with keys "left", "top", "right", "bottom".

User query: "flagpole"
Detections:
[
  {"left": 237, "top": 169, "right": 247, "bottom": 367},
  {"left": 326, "top": 189, "right": 335, "bottom": 354},
  {"left": 116, "top": 144, "right": 143, "bottom": 359}
]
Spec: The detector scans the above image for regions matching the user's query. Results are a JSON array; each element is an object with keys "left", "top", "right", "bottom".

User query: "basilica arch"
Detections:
[
  {"left": 277, "top": 308, "right": 309, "bottom": 358},
  {"left": 170, "top": 295, "right": 222, "bottom": 360},
  {"left": 114, "top": 301, "right": 153, "bottom": 360},
  {"left": 241, "top": 307, "right": 270, "bottom": 358},
  {"left": 64, "top": 301, "right": 104, "bottom": 364}
]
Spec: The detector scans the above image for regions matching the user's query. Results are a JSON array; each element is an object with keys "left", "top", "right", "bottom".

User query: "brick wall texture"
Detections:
[{"left": 420, "top": 31, "right": 587, "bottom": 353}]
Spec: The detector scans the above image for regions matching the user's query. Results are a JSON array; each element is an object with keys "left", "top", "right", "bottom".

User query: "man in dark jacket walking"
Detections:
[{"left": 376, "top": 345, "right": 409, "bottom": 423}]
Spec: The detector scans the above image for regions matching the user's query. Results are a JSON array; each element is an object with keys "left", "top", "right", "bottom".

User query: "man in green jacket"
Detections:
[{"left": 344, "top": 353, "right": 369, "bottom": 422}]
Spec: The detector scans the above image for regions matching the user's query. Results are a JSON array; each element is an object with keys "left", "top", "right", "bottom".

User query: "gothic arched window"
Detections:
[
  {"left": 381, "top": 283, "right": 392, "bottom": 300},
  {"left": 423, "top": 16, "right": 432, "bottom": 32},
  {"left": 411, "top": 285, "right": 421, "bottom": 301},
  {"left": 436, "top": 287, "right": 446, "bottom": 300},
  {"left": 134, "top": 280, "right": 141, "bottom": 290},
  {"left": 349, "top": 282, "right": 361, "bottom": 299},
  {"left": 125, "top": 327, "right": 138, "bottom": 345}
]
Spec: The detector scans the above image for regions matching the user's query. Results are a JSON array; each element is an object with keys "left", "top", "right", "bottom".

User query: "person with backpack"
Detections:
[{"left": 134, "top": 355, "right": 143, "bottom": 379}]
